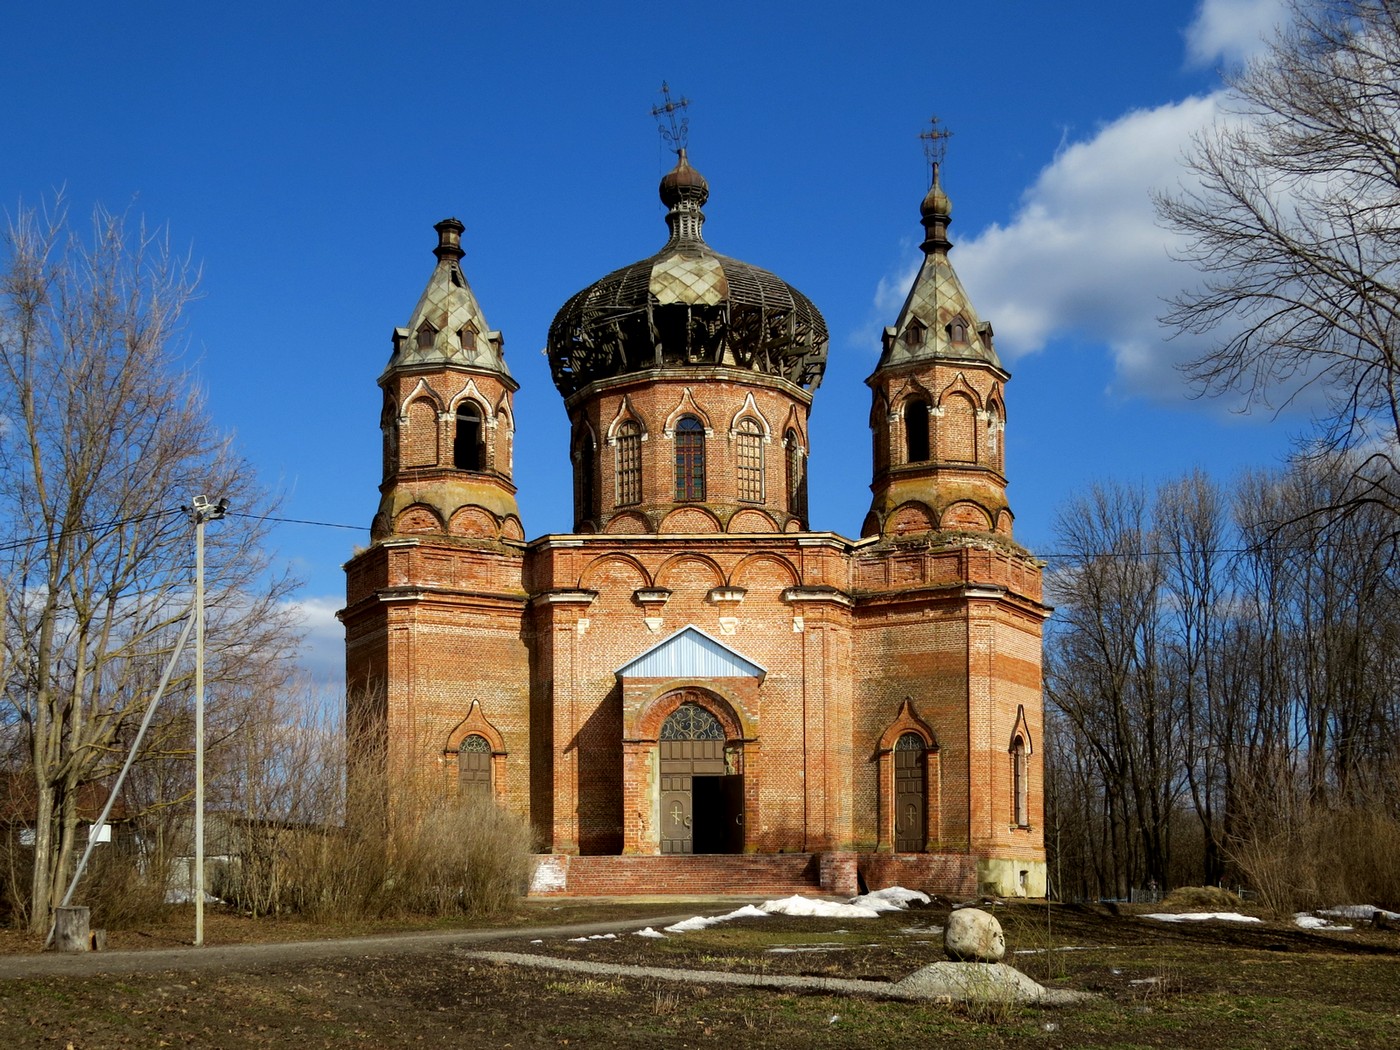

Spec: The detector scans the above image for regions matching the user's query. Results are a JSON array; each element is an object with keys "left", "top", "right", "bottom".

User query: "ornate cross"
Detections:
[
  {"left": 652, "top": 82, "right": 692, "bottom": 152},
  {"left": 920, "top": 115, "right": 953, "bottom": 177}
]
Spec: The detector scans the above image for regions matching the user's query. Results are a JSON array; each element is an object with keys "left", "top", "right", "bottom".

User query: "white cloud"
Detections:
[
  {"left": 1185, "top": 0, "right": 1292, "bottom": 67},
  {"left": 950, "top": 93, "right": 1225, "bottom": 400},
  {"left": 284, "top": 594, "right": 345, "bottom": 686}
]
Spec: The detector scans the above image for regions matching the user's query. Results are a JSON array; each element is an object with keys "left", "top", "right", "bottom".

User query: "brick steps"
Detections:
[{"left": 530, "top": 853, "right": 822, "bottom": 897}]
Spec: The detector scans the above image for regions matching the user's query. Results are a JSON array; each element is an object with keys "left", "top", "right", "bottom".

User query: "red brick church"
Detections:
[{"left": 341, "top": 147, "right": 1049, "bottom": 897}]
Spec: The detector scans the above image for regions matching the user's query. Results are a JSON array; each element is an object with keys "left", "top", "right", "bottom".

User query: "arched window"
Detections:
[
  {"left": 454, "top": 402, "right": 485, "bottom": 471},
  {"left": 949, "top": 316, "right": 969, "bottom": 343},
  {"left": 784, "top": 428, "right": 807, "bottom": 520},
  {"left": 674, "top": 416, "right": 705, "bottom": 501},
  {"left": 1012, "top": 736, "right": 1029, "bottom": 827},
  {"left": 616, "top": 420, "right": 642, "bottom": 506},
  {"left": 416, "top": 323, "right": 437, "bottom": 350},
  {"left": 736, "top": 418, "right": 764, "bottom": 503},
  {"left": 459, "top": 324, "right": 477, "bottom": 354},
  {"left": 458, "top": 734, "right": 493, "bottom": 800},
  {"left": 894, "top": 733, "right": 927, "bottom": 852},
  {"left": 574, "top": 429, "right": 595, "bottom": 522},
  {"left": 661, "top": 703, "right": 725, "bottom": 740},
  {"left": 987, "top": 402, "right": 1004, "bottom": 472},
  {"left": 904, "top": 400, "right": 930, "bottom": 463},
  {"left": 380, "top": 391, "right": 398, "bottom": 481},
  {"left": 904, "top": 319, "right": 926, "bottom": 347}
]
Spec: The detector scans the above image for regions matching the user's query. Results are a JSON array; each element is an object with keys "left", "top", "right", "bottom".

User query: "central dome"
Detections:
[{"left": 546, "top": 150, "right": 829, "bottom": 398}]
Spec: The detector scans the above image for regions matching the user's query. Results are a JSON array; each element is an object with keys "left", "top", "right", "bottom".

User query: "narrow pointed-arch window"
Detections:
[
  {"left": 1012, "top": 736, "right": 1029, "bottom": 828},
  {"left": 459, "top": 324, "right": 477, "bottom": 354},
  {"left": 904, "top": 399, "right": 931, "bottom": 463},
  {"left": 736, "top": 418, "right": 764, "bottom": 503},
  {"left": 416, "top": 322, "right": 437, "bottom": 350},
  {"left": 616, "top": 420, "right": 642, "bottom": 506},
  {"left": 458, "top": 734, "right": 493, "bottom": 800},
  {"left": 987, "top": 402, "right": 1004, "bottom": 471},
  {"left": 904, "top": 320, "right": 926, "bottom": 347},
  {"left": 574, "top": 428, "right": 595, "bottom": 522},
  {"left": 785, "top": 428, "right": 807, "bottom": 520},
  {"left": 674, "top": 416, "right": 705, "bottom": 501},
  {"left": 454, "top": 402, "right": 485, "bottom": 471},
  {"left": 949, "top": 316, "right": 969, "bottom": 344}
]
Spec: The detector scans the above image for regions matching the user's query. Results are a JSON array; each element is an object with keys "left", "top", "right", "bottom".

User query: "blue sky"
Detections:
[{"left": 0, "top": 1, "right": 1303, "bottom": 682}]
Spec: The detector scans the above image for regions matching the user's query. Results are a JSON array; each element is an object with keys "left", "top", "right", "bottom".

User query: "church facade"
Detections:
[{"left": 340, "top": 149, "right": 1049, "bottom": 897}]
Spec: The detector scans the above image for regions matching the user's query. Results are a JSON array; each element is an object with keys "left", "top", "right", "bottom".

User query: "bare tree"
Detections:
[
  {"left": 1158, "top": 0, "right": 1400, "bottom": 478},
  {"left": 0, "top": 199, "right": 299, "bottom": 932}
]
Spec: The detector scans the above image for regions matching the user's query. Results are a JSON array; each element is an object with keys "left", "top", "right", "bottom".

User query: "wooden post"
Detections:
[{"left": 54, "top": 906, "right": 90, "bottom": 952}]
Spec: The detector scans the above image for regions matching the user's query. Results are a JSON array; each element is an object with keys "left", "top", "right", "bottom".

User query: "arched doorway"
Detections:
[
  {"left": 894, "top": 732, "right": 927, "bottom": 852},
  {"left": 659, "top": 701, "right": 743, "bottom": 855}
]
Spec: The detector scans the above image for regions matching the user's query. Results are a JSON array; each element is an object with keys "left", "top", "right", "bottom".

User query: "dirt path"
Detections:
[{"left": 0, "top": 909, "right": 712, "bottom": 980}]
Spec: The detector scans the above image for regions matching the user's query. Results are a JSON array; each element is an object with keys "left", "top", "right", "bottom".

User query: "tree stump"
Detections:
[{"left": 54, "top": 906, "right": 91, "bottom": 952}]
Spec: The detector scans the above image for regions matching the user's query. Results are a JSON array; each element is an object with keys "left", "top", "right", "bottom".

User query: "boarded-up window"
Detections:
[
  {"left": 403, "top": 398, "right": 438, "bottom": 467},
  {"left": 941, "top": 392, "right": 976, "bottom": 462}
]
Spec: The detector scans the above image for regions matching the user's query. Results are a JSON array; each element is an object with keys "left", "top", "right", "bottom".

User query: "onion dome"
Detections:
[
  {"left": 878, "top": 165, "right": 1001, "bottom": 371},
  {"left": 546, "top": 150, "right": 828, "bottom": 398},
  {"left": 384, "top": 218, "right": 509, "bottom": 379}
]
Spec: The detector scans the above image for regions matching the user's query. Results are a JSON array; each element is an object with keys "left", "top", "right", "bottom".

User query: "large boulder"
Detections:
[{"left": 944, "top": 907, "right": 1006, "bottom": 962}]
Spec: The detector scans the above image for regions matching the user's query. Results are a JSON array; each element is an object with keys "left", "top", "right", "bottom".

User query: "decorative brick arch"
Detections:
[
  {"left": 727, "top": 393, "right": 772, "bottom": 440},
  {"left": 394, "top": 503, "right": 446, "bottom": 534},
  {"left": 661, "top": 387, "right": 714, "bottom": 437},
  {"left": 631, "top": 685, "right": 750, "bottom": 743},
  {"left": 578, "top": 552, "right": 652, "bottom": 592},
  {"left": 654, "top": 552, "right": 725, "bottom": 592}
]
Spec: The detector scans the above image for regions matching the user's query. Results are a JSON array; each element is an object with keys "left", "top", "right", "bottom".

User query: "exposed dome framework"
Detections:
[{"left": 547, "top": 150, "right": 829, "bottom": 398}]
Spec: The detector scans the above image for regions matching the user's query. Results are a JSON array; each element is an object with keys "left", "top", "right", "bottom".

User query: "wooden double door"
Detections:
[{"left": 659, "top": 738, "right": 744, "bottom": 855}]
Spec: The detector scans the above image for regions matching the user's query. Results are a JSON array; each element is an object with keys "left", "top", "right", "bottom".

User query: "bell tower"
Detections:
[
  {"left": 853, "top": 135, "right": 1048, "bottom": 895},
  {"left": 862, "top": 159, "right": 1013, "bottom": 541},
  {"left": 342, "top": 219, "right": 530, "bottom": 811}
]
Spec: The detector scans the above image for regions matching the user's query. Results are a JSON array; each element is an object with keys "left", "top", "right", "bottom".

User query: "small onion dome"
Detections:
[
  {"left": 546, "top": 152, "right": 828, "bottom": 399},
  {"left": 659, "top": 148, "right": 709, "bottom": 207},
  {"left": 920, "top": 164, "right": 953, "bottom": 255}
]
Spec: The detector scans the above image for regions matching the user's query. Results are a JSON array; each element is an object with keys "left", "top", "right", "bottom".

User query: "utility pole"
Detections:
[{"left": 188, "top": 495, "right": 227, "bottom": 947}]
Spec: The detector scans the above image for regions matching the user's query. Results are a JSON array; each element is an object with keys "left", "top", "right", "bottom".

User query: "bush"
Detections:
[
  {"left": 222, "top": 795, "right": 535, "bottom": 922},
  {"left": 1230, "top": 805, "right": 1400, "bottom": 915}
]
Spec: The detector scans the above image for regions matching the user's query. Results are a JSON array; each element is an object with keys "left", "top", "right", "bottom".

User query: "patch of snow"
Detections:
[
  {"left": 1294, "top": 913, "right": 1353, "bottom": 931},
  {"left": 1319, "top": 904, "right": 1400, "bottom": 922},
  {"left": 634, "top": 927, "right": 666, "bottom": 938},
  {"left": 761, "top": 895, "right": 882, "bottom": 919},
  {"left": 851, "top": 887, "right": 930, "bottom": 911},
  {"left": 530, "top": 939, "right": 543, "bottom": 944},
  {"left": 1143, "top": 912, "right": 1261, "bottom": 923},
  {"left": 1128, "top": 976, "right": 1160, "bottom": 986},
  {"left": 1014, "top": 944, "right": 1100, "bottom": 955},
  {"left": 900, "top": 925, "right": 944, "bottom": 936},
  {"left": 568, "top": 933, "right": 618, "bottom": 942},
  {"left": 663, "top": 904, "right": 769, "bottom": 933}
]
